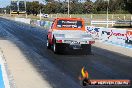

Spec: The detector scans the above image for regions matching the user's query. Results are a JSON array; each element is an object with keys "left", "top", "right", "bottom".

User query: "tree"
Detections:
[
  {"left": 60, "top": 2, "right": 68, "bottom": 14},
  {"left": 26, "top": 1, "right": 40, "bottom": 15},
  {"left": 94, "top": 0, "right": 129, "bottom": 14},
  {"left": 8, "top": 0, "right": 131, "bottom": 15},
  {"left": 126, "top": 0, "right": 132, "bottom": 13},
  {"left": 44, "top": 1, "right": 60, "bottom": 14},
  {"left": 83, "top": 1, "right": 94, "bottom": 13},
  {"left": 94, "top": 0, "right": 107, "bottom": 13}
]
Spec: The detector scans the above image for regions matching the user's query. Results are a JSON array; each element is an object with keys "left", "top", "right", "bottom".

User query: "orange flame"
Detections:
[
  {"left": 81, "top": 67, "right": 89, "bottom": 78},
  {"left": 79, "top": 67, "right": 89, "bottom": 80}
]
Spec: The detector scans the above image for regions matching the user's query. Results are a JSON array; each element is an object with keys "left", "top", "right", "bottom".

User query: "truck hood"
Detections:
[{"left": 53, "top": 30, "right": 92, "bottom": 39}]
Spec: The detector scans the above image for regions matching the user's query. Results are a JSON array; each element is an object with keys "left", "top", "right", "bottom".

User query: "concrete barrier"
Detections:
[
  {"left": 15, "top": 17, "right": 52, "bottom": 29},
  {"left": 85, "top": 26, "right": 132, "bottom": 47},
  {"left": 30, "top": 20, "right": 52, "bottom": 29},
  {"left": 85, "top": 26, "right": 103, "bottom": 39},
  {"left": 101, "top": 28, "right": 127, "bottom": 45}
]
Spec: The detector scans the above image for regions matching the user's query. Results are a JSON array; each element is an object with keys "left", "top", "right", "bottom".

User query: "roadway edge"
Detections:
[{"left": 0, "top": 47, "right": 15, "bottom": 88}]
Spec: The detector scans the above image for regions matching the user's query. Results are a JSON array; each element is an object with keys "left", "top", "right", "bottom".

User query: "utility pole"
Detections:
[
  {"left": 17, "top": 0, "right": 20, "bottom": 12},
  {"left": 24, "top": 0, "right": 27, "bottom": 18},
  {"left": 68, "top": 0, "right": 70, "bottom": 17},
  {"left": 106, "top": 0, "right": 109, "bottom": 28},
  {"left": 16, "top": 0, "right": 20, "bottom": 15},
  {"left": 40, "top": 9, "right": 42, "bottom": 20}
]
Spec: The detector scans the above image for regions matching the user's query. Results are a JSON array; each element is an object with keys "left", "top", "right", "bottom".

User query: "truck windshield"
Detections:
[{"left": 57, "top": 20, "right": 82, "bottom": 28}]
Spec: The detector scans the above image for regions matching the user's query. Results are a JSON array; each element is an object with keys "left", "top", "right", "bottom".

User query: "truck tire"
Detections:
[
  {"left": 53, "top": 39, "right": 60, "bottom": 54},
  {"left": 47, "top": 39, "right": 51, "bottom": 49},
  {"left": 82, "top": 44, "right": 91, "bottom": 55}
]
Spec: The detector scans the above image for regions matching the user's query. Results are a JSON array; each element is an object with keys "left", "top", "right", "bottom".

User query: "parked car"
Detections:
[{"left": 43, "top": 14, "right": 49, "bottom": 18}]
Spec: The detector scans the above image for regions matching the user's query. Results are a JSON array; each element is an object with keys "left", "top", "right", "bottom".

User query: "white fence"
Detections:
[{"left": 91, "top": 20, "right": 116, "bottom": 25}]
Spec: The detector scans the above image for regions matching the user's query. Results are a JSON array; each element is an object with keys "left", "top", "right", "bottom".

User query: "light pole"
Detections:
[
  {"left": 17, "top": 0, "right": 20, "bottom": 12},
  {"left": 10, "top": 0, "right": 12, "bottom": 15},
  {"left": 106, "top": 0, "right": 109, "bottom": 28},
  {"left": 40, "top": 9, "right": 42, "bottom": 20},
  {"left": 24, "top": 0, "right": 27, "bottom": 18},
  {"left": 68, "top": 0, "right": 69, "bottom": 17}
]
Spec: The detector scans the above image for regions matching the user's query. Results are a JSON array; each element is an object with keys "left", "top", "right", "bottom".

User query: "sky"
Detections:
[{"left": 0, "top": 0, "right": 96, "bottom": 8}]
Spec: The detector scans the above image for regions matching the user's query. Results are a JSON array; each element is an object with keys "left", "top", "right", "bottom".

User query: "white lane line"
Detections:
[{"left": 0, "top": 48, "right": 10, "bottom": 88}]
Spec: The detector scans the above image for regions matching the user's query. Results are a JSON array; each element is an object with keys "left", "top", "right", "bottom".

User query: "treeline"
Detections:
[{"left": 3, "top": 0, "right": 132, "bottom": 15}]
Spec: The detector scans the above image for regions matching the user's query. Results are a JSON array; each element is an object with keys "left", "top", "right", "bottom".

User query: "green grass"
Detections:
[
  {"left": 50, "top": 14, "right": 132, "bottom": 20},
  {"left": 2, "top": 14, "right": 132, "bottom": 27},
  {"left": 7, "top": 14, "right": 132, "bottom": 21}
]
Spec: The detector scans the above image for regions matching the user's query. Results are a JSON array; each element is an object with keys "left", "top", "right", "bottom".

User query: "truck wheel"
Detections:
[
  {"left": 82, "top": 44, "right": 91, "bottom": 55},
  {"left": 47, "top": 40, "right": 51, "bottom": 49},
  {"left": 53, "top": 41, "right": 59, "bottom": 54}
]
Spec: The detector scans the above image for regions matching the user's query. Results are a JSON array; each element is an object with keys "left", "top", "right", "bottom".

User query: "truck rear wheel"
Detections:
[
  {"left": 47, "top": 40, "right": 51, "bottom": 49},
  {"left": 53, "top": 40, "right": 60, "bottom": 54}
]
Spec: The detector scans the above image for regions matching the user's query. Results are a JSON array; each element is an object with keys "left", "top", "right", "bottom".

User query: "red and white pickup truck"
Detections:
[{"left": 47, "top": 18, "right": 95, "bottom": 54}]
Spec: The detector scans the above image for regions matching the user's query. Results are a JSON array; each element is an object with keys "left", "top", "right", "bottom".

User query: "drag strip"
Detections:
[{"left": 0, "top": 18, "right": 132, "bottom": 88}]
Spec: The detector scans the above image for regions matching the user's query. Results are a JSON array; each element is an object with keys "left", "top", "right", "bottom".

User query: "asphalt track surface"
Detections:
[{"left": 0, "top": 18, "right": 132, "bottom": 88}]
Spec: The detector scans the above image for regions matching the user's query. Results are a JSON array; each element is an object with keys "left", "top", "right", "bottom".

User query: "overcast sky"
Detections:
[{"left": 0, "top": 0, "right": 96, "bottom": 8}]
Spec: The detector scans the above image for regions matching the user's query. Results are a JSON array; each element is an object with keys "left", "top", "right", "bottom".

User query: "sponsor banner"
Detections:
[
  {"left": 85, "top": 26, "right": 103, "bottom": 39},
  {"left": 100, "top": 28, "right": 127, "bottom": 45},
  {"left": 44, "top": 21, "right": 50, "bottom": 27},
  {"left": 36, "top": 20, "right": 41, "bottom": 26},
  {"left": 30, "top": 20, "right": 37, "bottom": 26},
  {"left": 85, "top": 26, "right": 129, "bottom": 45},
  {"left": 30, "top": 20, "right": 52, "bottom": 29},
  {"left": 126, "top": 30, "right": 132, "bottom": 44},
  {"left": 39, "top": 21, "right": 52, "bottom": 28},
  {"left": 100, "top": 28, "right": 111, "bottom": 41},
  {"left": 40, "top": 21, "right": 46, "bottom": 26}
]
